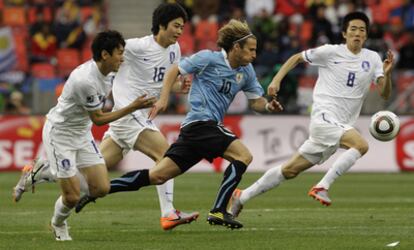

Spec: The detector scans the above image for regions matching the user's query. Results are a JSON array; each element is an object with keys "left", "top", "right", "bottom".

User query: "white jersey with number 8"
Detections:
[{"left": 302, "top": 44, "right": 384, "bottom": 126}]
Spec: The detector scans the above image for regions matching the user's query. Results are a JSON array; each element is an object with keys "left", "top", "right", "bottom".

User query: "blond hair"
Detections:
[{"left": 217, "top": 19, "right": 256, "bottom": 52}]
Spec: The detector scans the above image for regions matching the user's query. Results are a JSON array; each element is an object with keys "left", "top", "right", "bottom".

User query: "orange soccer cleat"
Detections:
[
  {"left": 160, "top": 210, "right": 199, "bottom": 230},
  {"left": 308, "top": 186, "right": 332, "bottom": 206}
]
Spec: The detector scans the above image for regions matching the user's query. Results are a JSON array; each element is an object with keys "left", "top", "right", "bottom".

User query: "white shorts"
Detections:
[
  {"left": 299, "top": 113, "right": 353, "bottom": 165},
  {"left": 43, "top": 121, "right": 105, "bottom": 178},
  {"left": 103, "top": 113, "right": 159, "bottom": 155}
]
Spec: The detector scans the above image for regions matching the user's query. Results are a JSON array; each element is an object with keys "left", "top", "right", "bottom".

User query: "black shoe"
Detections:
[
  {"left": 75, "top": 195, "right": 96, "bottom": 213},
  {"left": 207, "top": 211, "right": 243, "bottom": 229}
]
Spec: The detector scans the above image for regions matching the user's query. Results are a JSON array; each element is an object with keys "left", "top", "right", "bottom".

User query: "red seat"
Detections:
[
  {"left": 12, "top": 32, "right": 28, "bottom": 72},
  {"left": 28, "top": 6, "right": 53, "bottom": 24},
  {"left": 14, "top": 51, "right": 28, "bottom": 72},
  {"left": 55, "top": 83, "right": 65, "bottom": 98},
  {"left": 178, "top": 34, "right": 194, "bottom": 56},
  {"left": 80, "top": 6, "right": 94, "bottom": 23},
  {"left": 298, "top": 75, "right": 317, "bottom": 88},
  {"left": 31, "top": 63, "right": 56, "bottom": 78},
  {"left": 3, "top": 7, "right": 26, "bottom": 26},
  {"left": 194, "top": 20, "right": 218, "bottom": 50},
  {"left": 12, "top": 26, "right": 29, "bottom": 40},
  {"left": 56, "top": 49, "right": 80, "bottom": 77},
  {"left": 178, "top": 23, "right": 194, "bottom": 56},
  {"left": 81, "top": 47, "right": 92, "bottom": 62},
  {"left": 397, "top": 73, "right": 414, "bottom": 93}
]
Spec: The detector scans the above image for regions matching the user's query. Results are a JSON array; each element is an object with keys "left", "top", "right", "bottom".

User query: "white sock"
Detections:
[
  {"left": 316, "top": 148, "right": 362, "bottom": 190},
  {"left": 51, "top": 196, "right": 72, "bottom": 226},
  {"left": 156, "top": 179, "right": 175, "bottom": 217},
  {"left": 240, "top": 165, "right": 286, "bottom": 204}
]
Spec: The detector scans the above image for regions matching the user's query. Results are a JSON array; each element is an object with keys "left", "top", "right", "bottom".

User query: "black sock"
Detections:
[
  {"left": 211, "top": 160, "right": 247, "bottom": 213},
  {"left": 109, "top": 169, "right": 150, "bottom": 194}
]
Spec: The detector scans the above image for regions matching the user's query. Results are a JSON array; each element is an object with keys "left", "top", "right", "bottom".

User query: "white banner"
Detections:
[{"left": 119, "top": 115, "right": 413, "bottom": 173}]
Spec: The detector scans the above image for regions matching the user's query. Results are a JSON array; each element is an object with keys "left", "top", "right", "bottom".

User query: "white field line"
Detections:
[{"left": 2, "top": 226, "right": 414, "bottom": 235}]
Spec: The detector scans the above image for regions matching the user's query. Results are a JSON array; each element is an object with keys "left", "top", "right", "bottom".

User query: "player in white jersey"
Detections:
[
  {"left": 39, "top": 30, "right": 156, "bottom": 241},
  {"left": 229, "top": 12, "right": 395, "bottom": 217},
  {"left": 97, "top": 2, "right": 199, "bottom": 230},
  {"left": 13, "top": 3, "right": 198, "bottom": 231}
]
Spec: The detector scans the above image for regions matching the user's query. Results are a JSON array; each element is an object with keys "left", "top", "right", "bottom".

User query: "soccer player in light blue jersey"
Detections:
[{"left": 75, "top": 19, "right": 283, "bottom": 229}]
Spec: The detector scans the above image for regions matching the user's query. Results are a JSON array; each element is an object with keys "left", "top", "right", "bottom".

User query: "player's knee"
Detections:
[
  {"left": 237, "top": 152, "right": 253, "bottom": 165},
  {"left": 281, "top": 167, "right": 301, "bottom": 179},
  {"left": 89, "top": 182, "right": 110, "bottom": 198},
  {"left": 149, "top": 173, "right": 168, "bottom": 185},
  {"left": 245, "top": 153, "right": 253, "bottom": 165},
  {"left": 355, "top": 141, "right": 369, "bottom": 156},
  {"left": 63, "top": 193, "right": 80, "bottom": 207},
  {"left": 146, "top": 148, "right": 166, "bottom": 164},
  {"left": 152, "top": 152, "right": 164, "bottom": 164}
]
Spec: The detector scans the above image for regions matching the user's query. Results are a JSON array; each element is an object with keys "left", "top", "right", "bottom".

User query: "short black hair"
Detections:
[
  {"left": 151, "top": 3, "right": 188, "bottom": 35},
  {"left": 342, "top": 11, "right": 370, "bottom": 33},
  {"left": 91, "top": 30, "right": 125, "bottom": 61}
]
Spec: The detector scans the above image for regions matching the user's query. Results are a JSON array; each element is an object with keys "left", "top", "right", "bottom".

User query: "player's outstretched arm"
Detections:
[
  {"left": 89, "top": 94, "right": 156, "bottom": 126},
  {"left": 268, "top": 52, "right": 304, "bottom": 97},
  {"left": 148, "top": 64, "right": 180, "bottom": 120},
  {"left": 171, "top": 74, "right": 192, "bottom": 94},
  {"left": 248, "top": 97, "right": 283, "bottom": 113},
  {"left": 377, "top": 50, "right": 394, "bottom": 100}
]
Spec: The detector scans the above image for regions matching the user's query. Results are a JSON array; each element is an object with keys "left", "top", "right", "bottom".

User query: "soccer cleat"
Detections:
[
  {"left": 50, "top": 221, "right": 72, "bottom": 241},
  {"left": 12, "top": 158, "right": 48, "bottom": 202},
  {"left": 228, "top": 188, "right": 244, "bottom": 217},
  {"left": 207, "top": 211, "right": 243, "bottom": 229},
  {"left": 12, "top": 164, "right": 35, "bottom": 202},
  {"left": 75, "top": 195, "right": 96, "bottom": 213},
  {"left": 160, "top": 210, "right": 200, "bottom": 230},
  {"left": 12, "top": 165, "right": 32, "bottom": 202},
  {"left": 308, "top": 186, "right": 332, "bottom": 206}
]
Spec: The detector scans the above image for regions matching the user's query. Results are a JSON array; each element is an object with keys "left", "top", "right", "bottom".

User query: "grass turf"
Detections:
[{"left": 0, "top": 172, "right": 413, "bottom": 250}]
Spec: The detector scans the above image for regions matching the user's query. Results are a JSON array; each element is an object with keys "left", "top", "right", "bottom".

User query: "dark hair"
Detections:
[
  {"left": 342, "top": 11, "right": 370, "bottom": 33},
  {"left": 151, "top": 3, "right": 188, "bottom": 35},
  {"left": 92, "top": 30, "right": 125, "bottom": 61}
]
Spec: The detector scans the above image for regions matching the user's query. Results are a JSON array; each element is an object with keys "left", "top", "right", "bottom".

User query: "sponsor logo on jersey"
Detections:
[{"left": 362, "top": 61, "right": 370, "bottom": 72}]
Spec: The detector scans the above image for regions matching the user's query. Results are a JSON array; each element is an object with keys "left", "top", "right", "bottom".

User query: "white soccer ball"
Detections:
[{"left": 369, "top": 111, "right": 400, "bottom": 141}]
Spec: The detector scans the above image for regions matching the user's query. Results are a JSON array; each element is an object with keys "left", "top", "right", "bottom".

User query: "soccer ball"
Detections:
[{"left": 369, "top": 111, "right": 400, "bottom": 141}]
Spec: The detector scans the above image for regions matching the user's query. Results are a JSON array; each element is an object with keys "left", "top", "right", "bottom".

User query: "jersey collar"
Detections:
[{"left": 221, "top": 49, "right": 232, "bottom": 69}]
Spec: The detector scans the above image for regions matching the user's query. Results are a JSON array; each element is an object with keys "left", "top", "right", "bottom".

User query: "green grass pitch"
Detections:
[{"left": 0, "top": 172, "right": 413, "bottom": 250}]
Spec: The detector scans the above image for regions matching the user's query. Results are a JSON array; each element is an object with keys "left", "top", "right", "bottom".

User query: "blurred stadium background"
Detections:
[
  {"left": 0, "top": 1, "right": 414, "bottom": 249},
  {"left": 0, "top": 0, "right": 413, "bottom": 173}
]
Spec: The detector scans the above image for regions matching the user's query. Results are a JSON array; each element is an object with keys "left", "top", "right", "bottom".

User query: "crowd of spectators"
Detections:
[
  {"left": 1, "top": 0, "right": 414, "bottom": 115},
  {"left": 171, "top": 0, "right": 414, "bottom": 114},
  {"left": 0, "top": 0, "right": 107, "bottom": 114}
]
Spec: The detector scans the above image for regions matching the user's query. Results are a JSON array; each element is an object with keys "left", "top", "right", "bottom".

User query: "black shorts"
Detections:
[{"left": 164, "top": 121, "right": 238, "bottom": 173}]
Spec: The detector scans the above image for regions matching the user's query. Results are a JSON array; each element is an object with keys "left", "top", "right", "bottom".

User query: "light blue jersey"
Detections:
[{"left": 179, "top": 49, "right": 264, "bottom": 126}]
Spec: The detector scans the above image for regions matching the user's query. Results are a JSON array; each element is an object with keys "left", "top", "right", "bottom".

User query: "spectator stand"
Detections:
[{"left": 0, "top": 0, "right": 108, "bottom": 114}]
